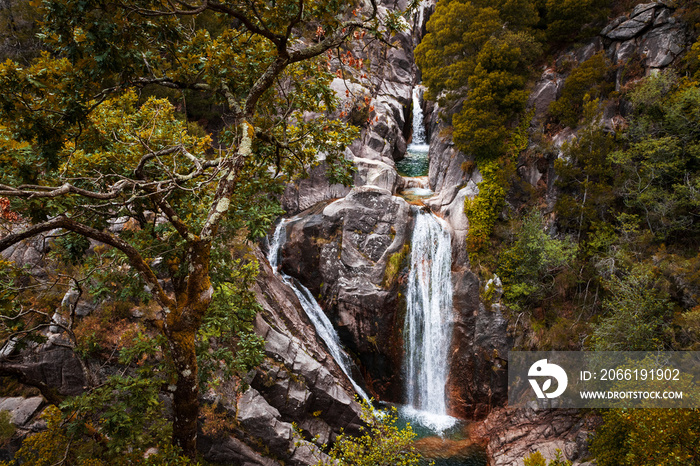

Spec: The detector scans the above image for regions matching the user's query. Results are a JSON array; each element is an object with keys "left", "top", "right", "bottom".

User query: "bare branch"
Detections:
[
  {"left": 0, "top": 181, "right": 129, "bottom": 200},
  {"left": 134, "top": 145, "right": 183, "bottom": 179}
]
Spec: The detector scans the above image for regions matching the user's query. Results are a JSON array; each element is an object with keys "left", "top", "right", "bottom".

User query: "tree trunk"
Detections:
[
  {"left": 166, "top": 238, "right": 212, "bottom": 458},
  {"left": 168, "top": 326, "right": 200, "bottom": 458}
]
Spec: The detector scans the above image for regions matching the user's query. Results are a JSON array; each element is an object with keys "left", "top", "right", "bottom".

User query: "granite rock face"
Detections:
[
  {"left": 474, "top": 405, "right": 598, "bottom": 466},
  {"left": 280, "top": 186, "right": 412, "bottom": 401},
  {"left": 447, "top": 269, "right": 510, "bottom": 420},
  {"left": 281, "top": 1, "right": 424, "bottom": 214},
  {"left": 199, "top": 247, "right": 366, "bottom": 465},
  {"left": 514, "top": 1, "right": 690, "bottom": 197}
]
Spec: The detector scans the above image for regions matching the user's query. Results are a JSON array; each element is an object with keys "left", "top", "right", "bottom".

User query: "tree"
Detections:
[
  {"left": 498, "top": 209, "right": 576, "bottom": 313},
  {"left": 544, "top": 0, "right": 610, "bottom": 43},
  {"left": 414, "top": 1, "right": 502, "bottom": 99},
  {"left": 591, "top": 408, "right": 700, "bottom": 466},
  {"left": 0, "top": 0, "right": 408, "bottom": 457},
  {"left": 554, "top": 103, "right": 619, "bottom": 239},
  {"left": 414, "top": 0, "right": 540, "bottom": 101},
  {"left": 612, "top": 74, "right": 700, "bottom": 246},
  {"left": 452, "top": 30, "right": 541, "bottom": 158},
  {"left": 549, "top": 52, "right": 613, "bottom": 128}
]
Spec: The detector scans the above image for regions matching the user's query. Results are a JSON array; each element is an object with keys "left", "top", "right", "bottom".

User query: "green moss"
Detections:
[
  {"left": 0, "top": 410, "right": 15, "bottom": 446},
  {"left": 382, "top": 244, "right": 410, "bottom": 289}
]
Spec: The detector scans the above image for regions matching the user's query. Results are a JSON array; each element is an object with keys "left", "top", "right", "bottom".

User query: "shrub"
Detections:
[
  {"left": 591, "top": 267, "right": 673, "bottom": 351},
  {"left": 314, "top": 401, "right": 423, "bottom": 466},
  {"left": 549, "top": 52, "right": 614, "bottom": 127},
  {"left": 498, "top": 209, "right": 577, "bottom": 312},
  {"left": 524, "top": 449, "right": 572, "bottom": 466}
]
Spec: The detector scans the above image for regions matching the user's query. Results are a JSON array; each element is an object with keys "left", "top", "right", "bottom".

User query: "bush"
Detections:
[
  {"left": 498, "top": 209, "right": 577, "bottom": 312},
  {"left": 591, "top": 408, "right": 700, "bottom": 466},
  {"left": 314, "top": 401, "right": 423, "bottom": 466},
  {"left": 591, "top": 267, "right": 673, "bottom": 351},
  {"left": 549, "top": 52, "right": 614, "bottom": 127},
  {"left": 524, "top": 449, "right": 572, "bottom": 466},
  {"left": 0, "top": 410, "right": 15, "bottom": 447}
]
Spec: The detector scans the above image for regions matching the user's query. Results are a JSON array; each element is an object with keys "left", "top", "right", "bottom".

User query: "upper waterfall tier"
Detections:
[{"left": 397, "top": 86, "right": 430, "bottom": 178}]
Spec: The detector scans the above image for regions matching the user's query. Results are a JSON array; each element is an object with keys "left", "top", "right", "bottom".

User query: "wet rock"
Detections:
[
  {"left": 448, "top": 270, "right": 510, "bottom": 420},
  {"left": 281, "top": 187, "right": 411, "bottom": 400},
  {"left": 202, "top": 251, "right": 367, "bottom": 463}
]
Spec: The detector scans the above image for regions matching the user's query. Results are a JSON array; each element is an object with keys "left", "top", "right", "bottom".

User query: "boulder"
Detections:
[
  {"left": 0, "top": 347, "right": 86, "bottom": 398},
  {"left": 280, "top": 186, "right": 412, "bottom": 401},
  {"left": 641, "top": 23, "right": 687, "bottom": 68},
  {"left": 0, "top": 397, "right": 43, "bottom": 427},
  {"left": 353, "top": 157, "right": 399, "bottom": 192},
  {"left": 602, "top": 5, "right": 656, "bottom": 40}
]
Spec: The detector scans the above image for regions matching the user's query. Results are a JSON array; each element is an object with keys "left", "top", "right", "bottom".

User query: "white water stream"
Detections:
[
  {"left": 397, "top": 86, "right": 430, "bottom": 178},
  {"left": 401, "top": 208, "right": 457, "bottom": 432},
  {"left": 399, "top": 85, "right": 457, "bottom": 432},
  {"left": 267, "top": 220, "right": 370, "bottom": 403}
]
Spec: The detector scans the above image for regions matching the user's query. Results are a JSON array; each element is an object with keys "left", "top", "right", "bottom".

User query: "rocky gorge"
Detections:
[{"left": 1, "top": 1, "right": 697, "bottom": 465}]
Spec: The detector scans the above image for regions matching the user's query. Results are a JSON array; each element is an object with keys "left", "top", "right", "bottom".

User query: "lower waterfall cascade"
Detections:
[
  {"left": 267, "top": 220, "right": 371, "bottom": 403},
  {"left": 401, "top": 208, "right": 457, "bottom": 432}
]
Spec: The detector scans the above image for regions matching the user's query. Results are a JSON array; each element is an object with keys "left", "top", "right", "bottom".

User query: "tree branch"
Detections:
[{"left": 0, "top": 217, "right": 174, "bottom": 309}]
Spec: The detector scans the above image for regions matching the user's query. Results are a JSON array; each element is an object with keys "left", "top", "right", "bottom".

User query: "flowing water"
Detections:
[
  {"left": 267, "top": 220, "right": 370, "bottom": 403},
  {"left": 397, "top": 86, "right": 430, "bottom": 177},
  {"left": 401, "top": 209, "right": 457, "bottom": 432},
  {"left": 394, "top": 87, "right": 485, "bottom": 460}
]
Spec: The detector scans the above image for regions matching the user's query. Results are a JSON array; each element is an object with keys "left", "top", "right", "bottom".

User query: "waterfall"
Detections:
[
  {"left": 402, "top": 208, "right": 456, "bottom": 432},
  {"left": 397, "top": 86, "right": 430, "bottom": 178},
  {"left": 408, "top": 86, "right": 429, "bottom": 152},
  {"left": 267, "top": 220, "right": 370, "bottom": 403}
]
